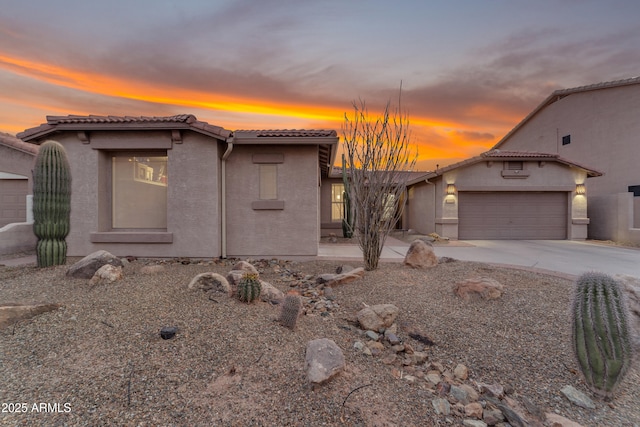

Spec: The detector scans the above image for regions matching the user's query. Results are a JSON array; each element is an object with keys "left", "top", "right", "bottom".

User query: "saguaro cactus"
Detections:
[
  {"left": 571, "top": 272, "right": 632, "bottom": 399},
  {"left": 32, "top": 140, "right": 72, "bottom": 267}
]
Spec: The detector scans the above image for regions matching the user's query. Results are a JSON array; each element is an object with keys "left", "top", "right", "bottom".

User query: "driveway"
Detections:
[{"left": 319, "top": 238, "right": 640, "bottom": 279}]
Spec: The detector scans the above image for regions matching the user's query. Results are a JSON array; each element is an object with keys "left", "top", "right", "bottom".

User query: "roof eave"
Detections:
[
  {"left": 19, "top": 122, "right": 231, "bottom": 142},
  {"left": 232, "top": 136, "right": 339, "bottom": 145}
]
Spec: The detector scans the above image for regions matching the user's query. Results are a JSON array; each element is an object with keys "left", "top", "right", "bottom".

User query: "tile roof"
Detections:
[
  {"left": 408, "top": 150, "right": 603, "bottom": 184},
  {"left": 0, "top": 132, "right": 38, "bottom": 155},
  {"left": 18, "top": 114, "right": 232, "bottom": 141},
  {"left": 47, "top": 114, "right": 198, "bottom": 124},
  {"left": 17, "top": 115, "right": 340, "bottom": 143},
  {"left": 234, "top": 129, "right": 338, "bottom": 138},
  {"left": 552, "top": 76, "right": 640, "bottom": 97},
  {"left": 481, "top": 150, "right": 558, "bottom": 158}
]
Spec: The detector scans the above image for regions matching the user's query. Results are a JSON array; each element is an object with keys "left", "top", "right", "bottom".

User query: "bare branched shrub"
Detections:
[{"left": 342, "top": 95, "right": 418, "bottom": 270}]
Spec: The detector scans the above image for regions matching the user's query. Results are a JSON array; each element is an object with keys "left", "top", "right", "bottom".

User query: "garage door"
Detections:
[
  {"left": 458, "top": 192, "right": 567, "bottom": 239},
  {"left": 0, "top": 179, "right": 28, "bottom": 227}
]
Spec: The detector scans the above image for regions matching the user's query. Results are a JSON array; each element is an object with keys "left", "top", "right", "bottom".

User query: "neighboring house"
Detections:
[
  {"left": 0, "top": 132, "right": 37, "bottom": 226},
  {"left": 18, "top": 114, "right": 338, "bottom": 258},
  {"left": 492, "top": 77, "right": 640, "bottom": 244},
  {"left": 0, "top": 132, "right": 38, "bottom": 255},
  {"left": 405, "top": 150, "right": 602, "bottom": 240}
]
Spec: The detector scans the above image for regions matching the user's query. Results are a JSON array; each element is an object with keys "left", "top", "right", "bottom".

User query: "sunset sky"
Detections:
[{"left": 1, "top": 1, "right": 639, "bottom": 170}]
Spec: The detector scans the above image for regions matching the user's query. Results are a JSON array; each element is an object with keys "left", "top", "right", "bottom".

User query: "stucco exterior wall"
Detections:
[
  {"left": 0, "top": 222, "right": 37, "bottom": 255},
  {"left": 225, "top": 144, "right": 319, "bottom": 256},
  {"left": 0, "top": 144, "right": 35, "bottom": 182},
  {"left": 53, "top": 131, "right": 221, "bottom": 258},
  {"left": 406, "top": 180, "right": 435, "bottom": 234},
  {"left": 588, "top": 192, "right": 640, "bottom": 243},
  {"left": 0, "top": 141, "right": 36, "bottom": 227},
  {"left": 496, "top": 84, "right": 640, "bottom": 242},
  {"left": 407, "top": 159, "right": 591, "bottom": 240}
]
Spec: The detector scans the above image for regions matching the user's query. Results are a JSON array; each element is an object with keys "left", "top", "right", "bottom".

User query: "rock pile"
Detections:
[{"left": 347, "top": 302, "right": 589, "bottom": 426}]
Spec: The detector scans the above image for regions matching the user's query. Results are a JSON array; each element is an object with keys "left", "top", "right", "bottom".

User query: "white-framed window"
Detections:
[
  {"left": 331, "top": 183, "right": 345, "bottom": 222},
  {"left": 111, "top": 152, "right": 167, "bottom": 229}
]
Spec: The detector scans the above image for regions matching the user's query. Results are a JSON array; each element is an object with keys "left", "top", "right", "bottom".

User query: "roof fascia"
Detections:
[
  {"left": 232, "top": 136, "right": 339, "bottom": 145},
  {"left": 21, "top": 122, "right": 230, "bottom": 142}
]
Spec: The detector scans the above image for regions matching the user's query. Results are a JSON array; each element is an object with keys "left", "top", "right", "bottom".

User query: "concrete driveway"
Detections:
[{"left": 319, "top": 238, "right": 640, "bottom": 279}]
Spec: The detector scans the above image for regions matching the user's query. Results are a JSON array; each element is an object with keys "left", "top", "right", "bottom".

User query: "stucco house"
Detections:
[
  {"left": 405, "top": 150, "right": 602, "bottom": 240},
  {"left": 0, "top": 132, "right": 37, "bottom": 226},
  {"left": 17, "top": 114, "right": 338, "bottom": 259},
  {"left": 492, "top": 77, "right": 640, "bottom": 244},
  {"left": 0, "top": 132, "right": 38, "bottom": 255}
]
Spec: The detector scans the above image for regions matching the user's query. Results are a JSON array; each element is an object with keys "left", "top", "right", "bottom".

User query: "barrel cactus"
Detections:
[
  {"left": 237, "top": 272, "right": 261, "bottom": 303},
  {"left": 571, "top": 272, "right": 632, "bottom": 399},
  {"left": 32, "top": 140, "right": 72, "bottom": 267},
  {"left": 278, "top": 292, "right": 303, "bottom": 330}
]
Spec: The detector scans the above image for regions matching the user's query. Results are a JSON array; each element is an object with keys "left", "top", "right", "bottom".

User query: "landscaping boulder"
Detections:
[
  {"left": 188, "top": 272, "right": 231, "bottom": 295},
  {"left": 231, "top": 260, "right": 258, "bottom": 275},
  {"left": 615, "top": 274, "right": 640, "bottom": 348},
  {"left": 0, "top": 302, "right": 61, "bottom": 329},
  {"left": 305, "top": 338, "right": 345, "bottom": 384},
  {"left": 260, "top": 280, "right": 284, "bottom": 303},
  {"left": 89, "top": 264, "right": 123, "bottom": 285},
  {"left": 453, "top": 277, "right": 504, "bottom": 301},
  {"left": 226, "top": 270, "right": 246, "bottom": 288},
  {"left": 403, "top": 239, "right": 438, "bottom": 268},
  {"left": 67, "top": 250, "right": 123, "bottom": 279},
  {"left": 320, "top": 267, "right": 365, "bottom": 287},
  {"left": 357, "top": 304, "right": 399, "bottom": 331}
]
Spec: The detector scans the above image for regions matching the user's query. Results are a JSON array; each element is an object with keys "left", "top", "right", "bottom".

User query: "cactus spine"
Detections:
[
  {"left": 32, "top": 140, "right": 72, "bottom": 267},
  {"left": 237, "top": 272, "right": 261, "bottom": 303},
  {"left": 278, "top": 292, "right": 303, "bottom": 330},
  {"left": 341, "top": 154, "right": 354, "bottom": 238},
  {"left": 571, "top": 272, "right": 632, "bottom": 399}
]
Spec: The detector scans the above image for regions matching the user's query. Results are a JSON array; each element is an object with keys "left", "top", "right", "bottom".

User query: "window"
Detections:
[
  {"left": 629, "top": 185, "right": 640, "bottom": 197},
  {"left": 112, "top": 153, "right": 167, "bottom": 229},
  {"left": 383, "top": 193, "right": 396, "bottom": 221},
  {"left": 331, "top": 183, "right": 345, "bottom": 222},
  {"left": 562, "top": 135, "right": 571, "bottom": 145},
  {"left": 506, "top": 161, "right": 523, "bottom": 170},
  {"left": 259, "top": 164, "right": 277, "bottom": 200}
]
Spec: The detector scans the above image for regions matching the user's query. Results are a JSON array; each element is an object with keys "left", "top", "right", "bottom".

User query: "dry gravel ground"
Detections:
[{"left": 1, "top": 257, "right": 639, "bottom": 427}]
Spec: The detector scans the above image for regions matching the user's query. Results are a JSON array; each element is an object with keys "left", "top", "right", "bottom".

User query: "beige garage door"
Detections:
[
  {"left": 0, "top": 179, "right": 28, "bottom": 227},
  {"left": 458, "top": 192, "right": 567, "bottom": 239}
]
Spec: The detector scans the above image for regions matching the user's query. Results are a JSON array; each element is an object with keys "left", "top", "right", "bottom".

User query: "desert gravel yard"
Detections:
[{"left": 1, "top": 257, "right": 639, "bottom": 426}]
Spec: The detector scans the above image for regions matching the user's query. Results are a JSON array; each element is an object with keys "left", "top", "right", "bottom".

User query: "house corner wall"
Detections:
[
  {"left": 406, "top": 181, "right": 436, "bottom": 235},
  {"left": 54, "top": 131, "right": 222, "bottom": 258},
  {"left": 225, "top": 145, "right": 320, "bottom": 257}
]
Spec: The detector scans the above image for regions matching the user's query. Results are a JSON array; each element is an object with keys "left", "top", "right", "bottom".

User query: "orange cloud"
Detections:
[
  {"left": 0, "top": 52, "right": 508, "bottom": 171},
  {"left": 0, "top": 53, "right": 343, "bottom": 124}
]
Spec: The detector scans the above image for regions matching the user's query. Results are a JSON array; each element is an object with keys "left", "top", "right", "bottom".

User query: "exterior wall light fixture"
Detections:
[
  {"left": 576, "top": 184, "right": 586, "bottom": 195},
  {"left": 446, "top": 184, "right": 456, "bottom": 195}
]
